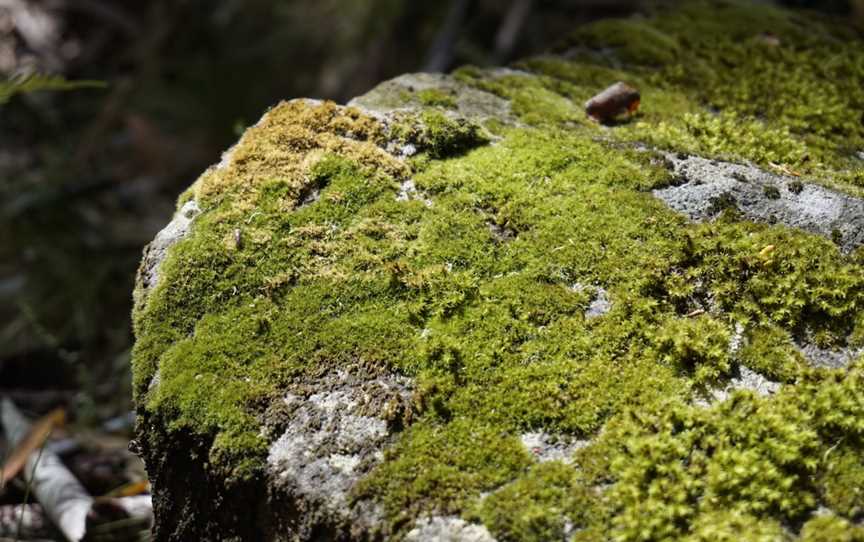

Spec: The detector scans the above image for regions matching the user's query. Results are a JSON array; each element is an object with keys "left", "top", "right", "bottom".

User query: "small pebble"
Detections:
[{"left": 585, "top": 82, "right": 640, "bottom": 123}]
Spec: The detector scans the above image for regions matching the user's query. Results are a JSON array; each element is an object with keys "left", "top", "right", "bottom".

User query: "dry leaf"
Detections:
[{"left": 0, "top": 407, "right": 65, "bottom": 488}]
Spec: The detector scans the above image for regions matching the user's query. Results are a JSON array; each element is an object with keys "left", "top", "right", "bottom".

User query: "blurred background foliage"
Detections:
[{"left": 0, "top": 0, "right": 861, "bottom": 424}]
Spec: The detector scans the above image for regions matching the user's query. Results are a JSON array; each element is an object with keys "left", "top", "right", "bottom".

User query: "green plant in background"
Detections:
[{"left": 0, "top": 73, "right": 104, "bottom": 105}]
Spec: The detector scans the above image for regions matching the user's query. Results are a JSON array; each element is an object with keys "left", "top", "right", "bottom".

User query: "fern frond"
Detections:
[{"left": 0, "top": 73, "right": 105, "bottom": 105}]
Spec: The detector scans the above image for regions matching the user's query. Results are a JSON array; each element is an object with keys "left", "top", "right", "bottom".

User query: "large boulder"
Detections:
[{"left": 132, "top": 2, "right": 864, "bottom": 540}]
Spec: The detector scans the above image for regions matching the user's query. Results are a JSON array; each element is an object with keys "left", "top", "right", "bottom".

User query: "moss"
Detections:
[
  {"left": 132, "top": 100, "right": 420, "bottom": 477},
  {"left": 821, "top": 444, "right": 864, "bottom": 518},
  {"left": 133, "top": 1, "right": 864, "bottom": 537},
  {"left": 684, "top": 511, "right": 787, "bottom": 542},
  {"left": 453, "top": 68, "right": 587, "bottom": 128},
  {"left": 737, "top": 324, "right": 805, "bottom": 382},
  {"left": 630, "top": 112, "right": 810, "bottom": 168},
  {"left": 353, "top": 416, "right": 533, "bottom": 529},
  {"left": 466, "top": 461, "right": 598, "bottom": 542},
  {"left": 591, "top": 365, "right": 864, "bottom": 541},
  {"left": 389, "top": 109, "right": 489, "bottom": 158},
  {"left": 651, "top": 315, "right": 732, "bottom": 386},
  {"left": 416, "top": 88, "right": 457, "bottom": 108},
  {"left": 800, "top": 515, "right": 864, "bottom": 542},
  {"left": 460, "top": 0, "right": 864, "bottom": 195},
  {"left": 568, "top": 17, "right": 682, "bottom": 67},
  {"left": 659, "top": 219, "right": 864, "bottom": 333}
]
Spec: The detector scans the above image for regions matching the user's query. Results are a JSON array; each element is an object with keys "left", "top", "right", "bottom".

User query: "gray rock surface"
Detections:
[
  {"left": 570, "top": 283, "right": 612, "bottom": 318},
  {"left": 654, "top": 154, "right": 864, "bottom": 252},
  {"left": 266, "top": 370, "right": 412, "bottom": 530},
  {"left": 349, "top": 72, "right": 516, "bottom": 125},
  {"left": 404, "top": 516, "right": 497, "bottom": 542},
  {"left": 134, "top": 199, "right": 200, "bottom": 308},
  {"left": 796, "top": 342, "right": 864, "bottom": 370},
  {"left": 520, "top": 432, "right": 589, "bottom": 463}
]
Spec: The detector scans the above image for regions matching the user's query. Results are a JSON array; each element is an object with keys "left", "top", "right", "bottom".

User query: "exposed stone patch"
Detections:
[
  {"left": 404, "top": 516, "right": 497, "bottom": 542},
  {"left": 570, "top": 283, "right": 612, "bottom": 318},
  {"left": 396, "top": 179, "right": 432, "bottom": 207},
  {"left": 729, "top": 322, "right": 745, "bottom": 356},
  {"left": 654, "top": 154, "right": 864, "bottom": 252},
  {"left": 399, "top": 143, "right": 417, "bottom": 158},
  {"left": 266, "top": 370, "right": 412, "bottom": 531},
  {"left": 520, "top": 432, "right": 589, "bottom": 463},
  {"left": 796, "top": 342, "right": 864, "bottom": 370},
  {"left": 349, "top": 72, "right": 515, "bottom": 126},
  {"left": 586, "top": 287, "right": 612, "bottom": 319},
  {"left": 134, "top": 200, "right": 200, "bottom": 310},
  {"left": 708, "top": 365, "right": 781, "bottom": 404},
  {"left": 487, "top": 221, "right": 515, "bottom": 243},
  {"left": 298, "top": 186, "right": 321, "bottom": 207}
]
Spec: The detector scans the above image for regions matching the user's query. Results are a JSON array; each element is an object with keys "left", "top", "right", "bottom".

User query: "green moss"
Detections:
[
  {"left": 419, "top": 110, "right": 488, "bottom": 157},
  {"left": 569, "top": 18, "right": 682, "bottom": 66},
  {"left": 416, "top": 88, "right": 457, "bottom": 108},
  {"left": 684, "top": 511, "right": 787, "bottom": 542},
  {"left": 800, "top": 515, "right": 864, "bottom": 542},
  {"left": 737, "top": 324, "right": 805, "bottom": 382},
  {"left": 466, "top": 461, "right": 598, "bottom": 542},
  {"left": 354, "top": 416, "right": 533, "bottom": 528},
  {"left": 453, "top": 68, "right": 587, "bottom": 128},
  {"left": 456, "top": 0, "right": 864, "bottom": 195},
  {"left": 651, "top": 315, "right": 732, "bottom": 386},
  {"left": 592, "top": 365, "right": 864, "bottom": 541},
  {"left": 821, "top": 444, "right": 864, "bottom": 518},
  {"left": 389, "top": 109, "right": 488, "bottom": 158},
  {"left": 660, "top": 219, "right": 864, "bottom": 333}
]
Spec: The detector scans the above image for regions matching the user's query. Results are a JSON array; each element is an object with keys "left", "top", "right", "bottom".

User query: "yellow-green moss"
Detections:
[
  {"left": 585, "top": 365, "right": 864, "bottom": 541},
  {"left": 456, "top": 0, "right": 864, "bottom": 194},
  {"left": 416, "top": 88, "right": 457, "bottom": 109},
  {"left": 387, "top": 109, "right": 489, "bottom": 159},
  {"left": 132, "top": 1, "right": 864, "bottom": 537},
  {"left": 800, "top": 515, "right": 864, "bottom": 542},
  {"left": 738, "top": 324, "right": 805, "bottom": 382},
  {"left": 466, "top": 461, "right": 599, "bottom": 542}
]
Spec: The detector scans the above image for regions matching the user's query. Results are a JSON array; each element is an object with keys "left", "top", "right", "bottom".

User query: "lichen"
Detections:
[{"left": 132, "top": 0, "right": 864, "bottom": 538}]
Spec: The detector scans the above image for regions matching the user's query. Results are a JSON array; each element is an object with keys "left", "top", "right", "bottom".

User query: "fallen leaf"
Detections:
[{"left": 0, "top": 407, "right": 65, "bottom": 488}]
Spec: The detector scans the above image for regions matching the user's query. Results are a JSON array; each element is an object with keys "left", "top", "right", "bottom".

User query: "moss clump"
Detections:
[
  {"left": 355, "top": 417, "right": 533, "bottom": 528},
  {"left": 592, "top": 365, "right": 864, "bottom": 541},
  {"left": 133, "top": 100, "right": 419, "bottom": 477},
  {"left": 571, "top": 18, "right": 682, "bottom": 66},
  {"left": 800, "top": 515, "right": 864, "bottom": 542},
  {"left": 821, "top": 444, "right": 864, "bottom": 518},
  {"left": 466, "top": 461, "right": 598, "bottom": 542},
  {"left": 652, "top": 315, "right": 732, "bottom": 386},
  {"left": 660, "top": 219, "right": 864, "bottom": 335},
  {"left": 389, "top": 109, "right": 489, "bottom": 158},
  {"left": 737, "top": 324, "right": 805, "bottom": 382},
  {"left": 416, "top": 88, "right": 457, "bottom": 108},
  {"left": 635, "top": 112, "right": 810, "bottom": 169},
  {"left": 418, "top": 110, "right": 488, "bottom": 157},
  {"left": 685, "top": 511, "right": 787, "bottom": 542}
]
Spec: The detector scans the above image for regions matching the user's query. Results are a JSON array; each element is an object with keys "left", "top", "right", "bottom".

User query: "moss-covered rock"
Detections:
[{"left": 132, "top": 1, "right": 864, "bottom": 540}]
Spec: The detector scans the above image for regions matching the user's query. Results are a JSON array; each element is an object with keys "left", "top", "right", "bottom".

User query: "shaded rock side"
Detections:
[{"left": 132, "top": 2, "right": 864, "bottom": 541}]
